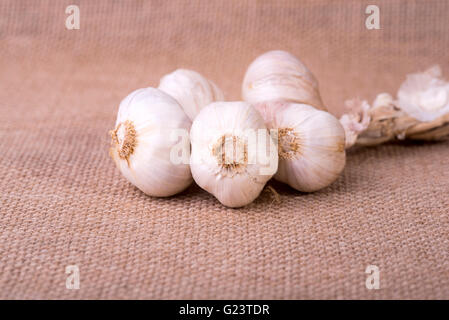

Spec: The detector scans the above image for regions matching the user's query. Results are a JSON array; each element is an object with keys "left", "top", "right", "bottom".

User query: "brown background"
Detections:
[{"left": 0, "top": 0, "right": 448, "bottom": 299}]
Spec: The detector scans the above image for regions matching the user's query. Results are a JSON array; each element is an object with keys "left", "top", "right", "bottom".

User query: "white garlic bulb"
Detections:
[
  {"left": 110, "top": 87, "right": 192, "bottom": 197},
  {"left": 242, "top": 50, "right": 325, "bottom": 110},
  {"left": 158, "top": 69, "right": 225, "bottom": 121},
  {"left": 397, "top": 65, "right": 449, "bottom": 122},
  {"left": 255, "top": 101, "right": 346, "bottom": 192},
  {"left": 190, "top": 101, "right": 278, "bottom": 208}
]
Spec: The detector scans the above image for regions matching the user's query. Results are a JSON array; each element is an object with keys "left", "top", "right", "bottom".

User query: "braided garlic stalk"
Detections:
[{"left": 341, "top": 66, "right": 449, "bottom": 149}]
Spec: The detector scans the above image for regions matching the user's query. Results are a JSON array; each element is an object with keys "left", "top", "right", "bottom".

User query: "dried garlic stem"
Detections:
[
  {"left": 341, "top": 96, "right": 449, "bottom": 148},
  {"left": 341, "top": 66, "right": 449, "bottom": 149}
]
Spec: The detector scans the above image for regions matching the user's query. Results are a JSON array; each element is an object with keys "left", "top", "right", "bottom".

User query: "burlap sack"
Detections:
[{"left": 0, "top": 0, "right": 448, "bottom": 299}]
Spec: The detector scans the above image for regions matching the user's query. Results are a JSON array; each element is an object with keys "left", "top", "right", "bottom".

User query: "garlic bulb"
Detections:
[
  {"left": 242, "top": 50, "right": 325, "bottom": 110},
  {"left": 397, "top": 65, "right": 449, "bottom": 122},
  {"left": 158, "top": 69, "right": 224, "bottom": 121},
  {"left": 110, "top": 87, "right": 192, "bottom": 197},
  {"left": 255, "top": 101, "right": 346, "bottom": 192},
  {"left": 190, "top": 101, "right": 278, "bottom": 208}
]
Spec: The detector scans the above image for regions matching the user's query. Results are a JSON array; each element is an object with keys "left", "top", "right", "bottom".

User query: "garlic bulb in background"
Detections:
[
  {"left": 397, "top": 65, "right": 449, "bottom": 122},
  {"left": 190, "top": 101, "right": 278, "bottom": 207},
  {"left": 242, "top": 50, "right": 325, "bottom": 110},
  {"left": 158, "top": 69, "right": 225, "bottom": 121},
  {"left": 255, "top": 101, "right": 346, "bottom": 192},
  {"left": 110, "top": 88, "right": 192, "bottom": 197}
]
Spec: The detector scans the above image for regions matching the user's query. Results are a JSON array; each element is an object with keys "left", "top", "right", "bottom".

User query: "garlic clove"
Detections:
[
  {"left": 158, "top": 69, "right": 225, "bottom": 121},
  {"left": 242, "top": 50, "right": 325, "bottom": 110},
  {"left": 255, "top": 101, "right": 346, "bottom": 192},
  {"left": 190, "top": 101, "right": 278, "bottom": 208},
  {"left": 397, "top": 65, "right": 449, "bottom": 122},
  {"left": 110, "top": 87, "right": 193, "bottom": 197}
]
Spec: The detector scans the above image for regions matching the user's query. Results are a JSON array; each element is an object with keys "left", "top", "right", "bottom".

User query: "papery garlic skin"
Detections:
[
  {"left": 339, "top": 99, "right": 371, "bottom": 149},
  {"left": 110, "top": 87, "right": 192, "bottom": 197},
  {"left": 158, "top": 69, "right": 224, "bottom": 121},
  {"left": 397, "top": 65, "right": 449, "bottom": 122},
  {"left": 373, "top": 93, "right": 394, "bottom": 110},
  {"left": 190, "top": 101, "right": 278, "bottom": 208},
  {"left": 242, "top": 50, "right": 325, "bottom": 110},
  {"left": 255, "top": 101, "right": 346, "bottom": 192}
]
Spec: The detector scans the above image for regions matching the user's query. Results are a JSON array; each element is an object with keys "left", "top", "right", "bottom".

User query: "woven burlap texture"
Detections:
[{"left": 1, "top": 0, "right": 448, "bottom": 299}]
